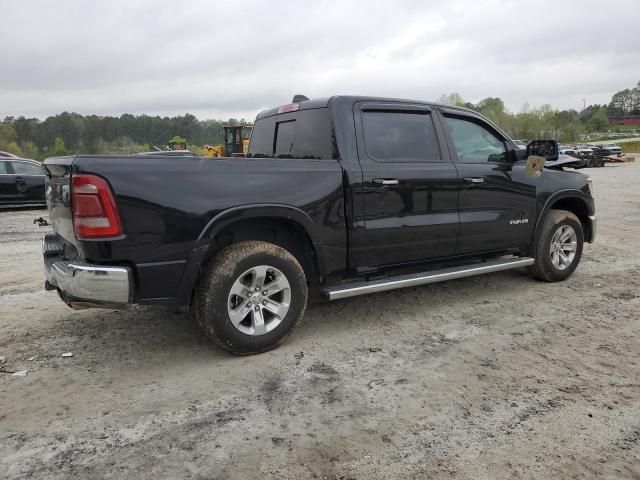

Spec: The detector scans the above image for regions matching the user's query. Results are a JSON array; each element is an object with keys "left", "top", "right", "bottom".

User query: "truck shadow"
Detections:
[
  {"left": 301, "top": 269, "right": 534, "bottom": 338},
  {"left": 36, "top": 269, "right": 534, "bottom": 369}
]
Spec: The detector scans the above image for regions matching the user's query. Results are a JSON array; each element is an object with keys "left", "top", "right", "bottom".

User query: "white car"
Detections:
[
  {"left": 601, "top": 143, "right": 622, "bottom": 154},
  {"left": 577, "top": 145, "right": 593, "bottom": 155},
  {"left": 558, "top": 145, "right": 576, "bottom": 155}
]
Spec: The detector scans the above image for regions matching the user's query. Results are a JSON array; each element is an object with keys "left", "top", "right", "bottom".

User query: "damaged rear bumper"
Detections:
[{"left": 42, "top": 233, "right": 132, "bottom": 309}]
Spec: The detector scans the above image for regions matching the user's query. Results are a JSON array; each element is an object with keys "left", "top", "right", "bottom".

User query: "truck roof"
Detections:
[{"left": 255, "top": 95, "right": 476, "bottom": 120}]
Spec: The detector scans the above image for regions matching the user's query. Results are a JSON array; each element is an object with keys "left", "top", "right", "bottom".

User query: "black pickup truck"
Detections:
[{"left": 42, "top": 96, "right": 596, "bottom": 354}]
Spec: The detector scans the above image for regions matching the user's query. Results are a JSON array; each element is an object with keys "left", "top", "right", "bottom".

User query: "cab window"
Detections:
[
  {"left": 248, "top": 108, "right": 334, "bottom": 160},
  {"left": 361, "top": 111, "right": 441, "bottom": 162},
  {"left": 443, "top": 115, "right": 507, "bottom": 163}
]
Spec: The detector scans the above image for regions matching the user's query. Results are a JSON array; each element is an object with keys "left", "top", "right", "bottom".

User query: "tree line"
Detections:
[
  {"left": 436, "top": 80, "right": 639, "bottom": 143},
  {"left": 0, "top": 80, "right": 638, "bottom": 160},
  {"left": 0, "top": 113, "right": 251, "bottom": 160},
  {"left": 436, "top": 93, "right": 612, "bottom": 143},
  {"left": 607, "top": 80, "right": 640, "bottom": 117}
]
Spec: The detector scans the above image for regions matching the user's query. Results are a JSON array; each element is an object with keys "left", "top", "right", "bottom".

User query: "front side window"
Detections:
[
  {"left": 361, "top": 111, "right": 441, "bottom": 162},
  {"left": 11, "top": 161, "right": 43, "bottom": 175},
  {"left": 444, "top": 116, "right": 506, "bottom": 163}
]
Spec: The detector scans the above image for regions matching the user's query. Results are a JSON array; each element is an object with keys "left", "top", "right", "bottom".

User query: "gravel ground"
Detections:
[{"left": 1, "top": 162, "right": 639, "bottom": 479}]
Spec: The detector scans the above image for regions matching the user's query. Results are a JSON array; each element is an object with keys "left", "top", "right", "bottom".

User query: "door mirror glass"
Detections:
[{"left": 526, "top": 140, "right": 558, "bottom": 161}]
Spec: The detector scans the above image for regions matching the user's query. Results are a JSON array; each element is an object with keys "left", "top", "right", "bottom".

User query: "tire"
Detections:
[
  {"left": 528, "top": 209, "right": 584, "bottom": 282},
  {"left": 195, "top": 240, "right": 308, "bottom": 354}
]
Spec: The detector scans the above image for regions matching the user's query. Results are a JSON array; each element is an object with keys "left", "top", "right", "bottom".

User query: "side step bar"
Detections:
[{"left": 324, "top": 257, "right": 534, "bottom": 301}]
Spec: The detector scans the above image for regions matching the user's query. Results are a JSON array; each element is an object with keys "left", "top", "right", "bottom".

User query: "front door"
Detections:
[
  {"left": 438, "top": 110, "right": 537, "bottom": 255},
  {"left": 354, "top": 103, "right": 459, "bottom": 268}
]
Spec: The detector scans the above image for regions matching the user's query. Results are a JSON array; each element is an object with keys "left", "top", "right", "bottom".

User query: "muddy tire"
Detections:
[
  {"left": 528, "top": 209, "right": 584, "bottom": 282},
  {"left": 195, "top": 240, "right": 308, "bottom": 355}
]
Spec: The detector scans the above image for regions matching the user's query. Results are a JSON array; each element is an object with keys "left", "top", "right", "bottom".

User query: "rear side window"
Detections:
[
  {"left": 248, "top": 108, "right": 334, "bottom": 159},
  {"left": 11, "top": 161, "right": 43, "bottom": 175},
  {"left": 0, "top": 161, "right": 8, "bottom": 174},
  {"left": 361, "top": 111, "right": 441, "bottom": 162}
]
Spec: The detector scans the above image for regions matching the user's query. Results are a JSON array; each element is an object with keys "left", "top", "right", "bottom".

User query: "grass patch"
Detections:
[
  {"left": 608, "top": 124, "right": 640, "bottom": 131},
  {"left": 589, "top": 134, "right": 640, "bottom": 142},
  {"left": 621, "top": 142, "right": 640, "bottom": 154}
]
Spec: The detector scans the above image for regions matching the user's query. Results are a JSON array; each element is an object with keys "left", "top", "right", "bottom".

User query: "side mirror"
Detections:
[
  {"left": 526, "top": 140, "right": 558, "bottom": 161},
  {"left": 507, "top": 148, "right": 527, "bottom": 162}
]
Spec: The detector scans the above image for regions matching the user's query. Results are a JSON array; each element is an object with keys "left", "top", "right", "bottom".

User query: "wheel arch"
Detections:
[
  {"left": 175, "top": 204, "right": 327, "bottom": 306},
  {"left": 532, "top": 191, "right": 594, "bottom": 249}
]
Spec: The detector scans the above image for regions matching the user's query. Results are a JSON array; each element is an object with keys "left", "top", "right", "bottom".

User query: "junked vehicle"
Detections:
[
  {"left": 42, "top": 95, "right": 596, "bottom": 354},
  {"left": 0, "top": 157, "right": 46, "bottom": 206},
  {"left": 599, "top": 143, "right": 622, "bottom": 154}
]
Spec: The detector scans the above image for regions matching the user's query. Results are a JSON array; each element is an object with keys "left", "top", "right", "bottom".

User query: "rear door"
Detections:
[
  {"left": 353, "top": 102, "right": 459, "bottom": 268},
  {"left": 0, "top": 160, "right": 19, "bottom": 202},
  {"left": 438, "top": 109, "right": 536, "bottom": 254},
  {"left": 10, "top": 160, "right": 45, "bottom": 203}
]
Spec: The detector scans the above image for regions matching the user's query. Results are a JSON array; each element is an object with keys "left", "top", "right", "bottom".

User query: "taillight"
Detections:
[{"left": 71, "top": 174, "right": 123, "bottom": 239}]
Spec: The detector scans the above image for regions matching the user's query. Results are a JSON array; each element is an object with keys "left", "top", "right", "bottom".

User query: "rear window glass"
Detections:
[
  {"left": 275, "top": 121, "right": 296, "bottom": 157},
  {"left": 248, "top": 108, "right": 334, "bottom": 159},
  {"left": 362, "top": 111, "right": 441, "bottom": 162}
]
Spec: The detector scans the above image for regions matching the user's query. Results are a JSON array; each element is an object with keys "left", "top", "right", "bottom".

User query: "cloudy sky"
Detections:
[{"left": 1, "top": 0, "right": 638, "bottom": 121}]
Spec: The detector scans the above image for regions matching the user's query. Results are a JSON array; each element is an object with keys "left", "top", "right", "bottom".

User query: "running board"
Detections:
[{"left": 324, "top": 257, "right": 534, "bottom": 301}]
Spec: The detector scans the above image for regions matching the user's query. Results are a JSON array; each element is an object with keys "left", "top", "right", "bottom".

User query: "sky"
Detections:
[{"left": 1, "top": 0, "right": 639, "bottom": 121}]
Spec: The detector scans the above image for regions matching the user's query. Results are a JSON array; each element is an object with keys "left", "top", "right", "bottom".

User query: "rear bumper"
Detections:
[
  {"left": 43, "top": 233, "right": 132, "bottom": 309},
  {"left": 587, "top": 214, "right": 597, "bottom": 243}
]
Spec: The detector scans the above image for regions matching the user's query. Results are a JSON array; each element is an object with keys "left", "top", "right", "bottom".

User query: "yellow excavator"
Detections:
[{"left": 204, "top": 125, "right": 252, "bottom": 157}]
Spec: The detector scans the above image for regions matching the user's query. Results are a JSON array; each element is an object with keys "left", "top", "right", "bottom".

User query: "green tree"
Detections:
[
  {"left": 4, "top": 141, "right": 23, "bottom": 156},
  {"left": 49, "top": 137, "right": 68, "bottom": 156},
  {"left": 437, "top": 92, "right": 467, "bottom": 107},
  {"left": 0, "top": 122, "right": 18, "bottom": 150},
  {"left": 476, "top": 97, "right": 507, "bottom": 126},
  {"left": 21, "top": 141, "right": 40, "bottom": 160}
]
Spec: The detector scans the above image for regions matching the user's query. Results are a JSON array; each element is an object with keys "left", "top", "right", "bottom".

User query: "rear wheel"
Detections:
[
  {"left": 528, "top": 209, "right": 584, "bottom": 282},
  {"left": 195, "top": 241, "right": 308, "bottom": 354}
]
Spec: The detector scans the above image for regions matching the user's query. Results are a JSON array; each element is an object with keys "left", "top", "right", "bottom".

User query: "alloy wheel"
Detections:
[{"left": 226, "top": 265, "right": 291, "bottom": 336}]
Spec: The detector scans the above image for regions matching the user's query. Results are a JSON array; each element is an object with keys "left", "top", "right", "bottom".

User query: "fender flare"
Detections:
[
  {"left": 530, "top": 189, "right": 593, "bottom": 250},
  {"left": 175, "top": 204, "right": 328, "bottom": 305}
]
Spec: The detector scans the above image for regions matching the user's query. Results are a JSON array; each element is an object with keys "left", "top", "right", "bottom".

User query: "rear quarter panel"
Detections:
[{"left": 71, "top": 155, "right": 346, "bottom": 300}]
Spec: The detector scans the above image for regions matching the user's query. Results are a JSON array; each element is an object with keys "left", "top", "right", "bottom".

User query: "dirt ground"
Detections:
[{"left": 1, "top": 162, "right": 639, "bottom": 480}]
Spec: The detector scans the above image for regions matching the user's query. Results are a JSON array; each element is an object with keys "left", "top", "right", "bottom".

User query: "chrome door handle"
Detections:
[
  {"left": 464, "top": 177, "right": 485, "bottom": 184},
  {"left": 372, "top": 178, "right": 399, "bottom": 186}
]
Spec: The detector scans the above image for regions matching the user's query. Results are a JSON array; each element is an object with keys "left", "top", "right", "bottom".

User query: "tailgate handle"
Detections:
[{"left": 372, "top": 178, "right": 399, "bottom": 186}]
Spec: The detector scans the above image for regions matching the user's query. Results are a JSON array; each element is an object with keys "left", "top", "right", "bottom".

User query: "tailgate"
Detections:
[{"left": 43, "top": 155, "right": 77, "bottom": 248}]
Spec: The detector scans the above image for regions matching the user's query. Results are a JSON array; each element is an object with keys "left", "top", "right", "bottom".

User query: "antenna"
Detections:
[{"left": 292, "top": 94, "right": 310, "bottom": 103}]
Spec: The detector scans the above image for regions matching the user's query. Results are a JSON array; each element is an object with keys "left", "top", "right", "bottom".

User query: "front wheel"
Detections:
[
  {"left": 195, "top": 241, "right": 308, "bottom": 354},
  {"left": 528, "top": 209, "right": 584, "bottom": 282}
]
